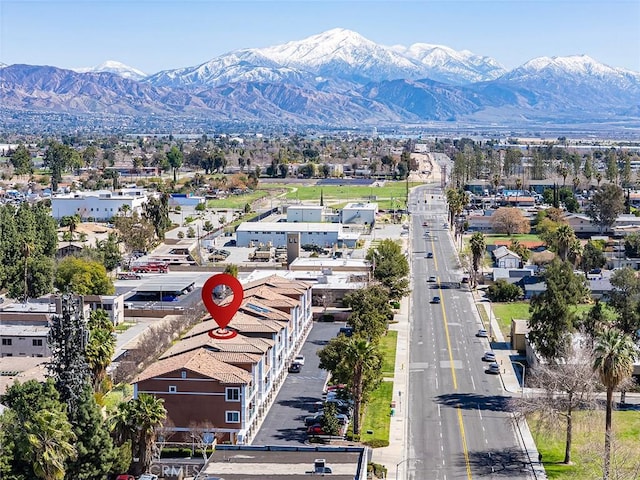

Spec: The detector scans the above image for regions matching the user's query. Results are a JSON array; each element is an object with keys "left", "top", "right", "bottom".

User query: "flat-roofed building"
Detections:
[
  {"left": 236, "top": 222, "right": 359, "bottom": 248},
  {"left": 51, "top": 189, "right": 149, "bottom": 220},
  {"left": 341, "top": 202, "right": 378, "bottom": 225},
  {"left": 0, "top": 325, "right": 50, "bottom": 357}
]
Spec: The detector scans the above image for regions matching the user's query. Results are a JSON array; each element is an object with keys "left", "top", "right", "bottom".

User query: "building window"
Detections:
[
  {"left": 169, "top": 386, "right": 177, "bottom": 393},
  {"left": 225, "top": 411, "right": 240, "bottom": 423},
  {"left": 1, "top": 339, "right": 11, "bottom": 346},
  {"left": 32, "top": 339, "right": 43, "bottom": 347},
  {"left": 181, "top": 371, "right": 187, "bottom": 379},
  {"left": 226, "top": 387, "right": 240, "bottom": 401}
]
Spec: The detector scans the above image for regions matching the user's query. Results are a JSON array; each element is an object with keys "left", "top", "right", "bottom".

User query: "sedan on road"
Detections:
[
  {"left": 426, "top": 252, "right": 433, "bottom": 258},
  {"left": 486, "top": 362, "right": 500, "bottom": 374},
  {"left": 428, "top": 275, "right": 437, "bottom": 282},
  {"left": 431, "top": 296, "right": 441, "bottom": 304},
  {"left": 293, "top": 354, "right": 305, "bottom": 365},
  {"left": 482, "top": 351, "right": 496, "bottom": 362},
  {"left": 288, "top": 362, "right": 302, "bottom": 373},
  {"left": 476, "top": 329, "right": 489, "bottom": 338}
]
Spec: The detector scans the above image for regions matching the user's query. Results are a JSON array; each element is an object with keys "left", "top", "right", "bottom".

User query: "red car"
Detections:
[{"left": 307, "top": 424, "right": 328, "bottom": 435}]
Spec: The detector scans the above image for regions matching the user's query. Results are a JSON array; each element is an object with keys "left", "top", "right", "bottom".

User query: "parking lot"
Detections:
[{"left": 251, "top": 321, "right": 344, "bottom": 445}]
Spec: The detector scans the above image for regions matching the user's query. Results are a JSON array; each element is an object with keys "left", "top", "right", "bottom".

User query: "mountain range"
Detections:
[{"left": 1, "top": 28, "right": 639, "bottom": 128}]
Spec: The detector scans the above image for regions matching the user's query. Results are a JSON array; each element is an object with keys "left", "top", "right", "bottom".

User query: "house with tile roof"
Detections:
[{"left": 133, "top": 348, "right": 254, "bottom": 444}]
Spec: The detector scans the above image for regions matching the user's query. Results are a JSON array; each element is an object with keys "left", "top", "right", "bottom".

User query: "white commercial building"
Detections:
[
  {"left": 51, "top": 189, "right": 149, "bottom": 220},
  {"left": 236, "top": 222, "right": 359, "bottom": 248},
  {"left": 286, "top": 205, "right": 325, "bottom": 223},
  {"left": 341, "top": 202, "right": 378, "bottom": 225}
]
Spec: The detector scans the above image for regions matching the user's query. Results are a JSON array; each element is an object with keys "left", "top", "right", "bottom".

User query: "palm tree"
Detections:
[
  {"left": 554, "top": 224, "right": 576, "bottom": 262},
  {"left": 593, "top": 329, "right": 636, "bottom": 480},
  {"left": 341, "top": 338, "right": 382, "bottom": 435},
  {"left": 469, "top": 232, "right": 486, "bottom": 288},
  {"left": 112, "top": 394, "right": 166, "bottom": 476},
  {"left": 24, "top": 409, "right": 77, "bottom": 480},
  {"left": 491, "top": 174, "right": 501, "bottom": 208},
  {"left": 515, "top": 177, "right": 523, "bottom": 206},
  {"left": 86, "top": 328, "right": 115, "bottom": 391}
]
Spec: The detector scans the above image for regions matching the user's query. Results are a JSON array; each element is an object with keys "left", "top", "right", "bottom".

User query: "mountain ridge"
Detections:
[{"left": 1, "top": 28, "right": 639, "bottom": 129}]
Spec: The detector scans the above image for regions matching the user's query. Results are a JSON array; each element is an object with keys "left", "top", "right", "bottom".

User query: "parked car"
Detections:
[
  {"left": 293, "top": 354, "right": 305, "bottom": 366},
  {"left": 115, "top": 475, "right": 135, "bottom": 480},
  {"left": 476, "top": 329, "right": 489, "bottom": 338},
  {"left": 482, "top": 351, "right": 496, "bottom": 362},
  {"left": 486, "top": 362, "right": 500, "bottom": 374},
  {"left": 305, "top": 413, "right": 349, "bottom": 427},
  {"left": 138, "top": 475, "right": 158, "bottom": 480},
  {"left": 338, "top": 327, "right": 353, "bottom": 337},
  {"left": 307, "top": 424, "right": 329, "bottom": 435},
  {"left": 288, "top": 362, "right": 302, "bottom": 373},
  {"left": 426, "top": 252, "right": 433, "bottom": 258}
]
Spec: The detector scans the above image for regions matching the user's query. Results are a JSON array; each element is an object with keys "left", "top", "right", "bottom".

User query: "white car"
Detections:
[{"left": 294, "top": 354, "right": 305, "bottom": 366}]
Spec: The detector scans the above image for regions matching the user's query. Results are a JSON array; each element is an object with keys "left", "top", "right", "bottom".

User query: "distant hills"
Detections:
[{"left": 1, "top": 28, "right": 639, "bottom": 128}]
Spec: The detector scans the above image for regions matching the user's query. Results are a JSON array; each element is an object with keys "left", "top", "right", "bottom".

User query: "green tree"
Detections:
[
  {"left": 55, "top": 257, "right": 115, "bottom": 295},
  {"left": 113, "top": 210, "right": 156, "bottom": 255},
  {"left": 528, "top": 260, "right": 587, "bottom": 361},
  {"left": 111, "top": 394, "right": 166, "bottom": 476},
  {"left": 587, "top": 183, "right": 625, "bottom": 233},
  {"left": 366, "top": 239, "right": 410, "bottom": 300},
  {"left": 580, "top": 241, "right": 607, "bottom": 274},
  {"left": 486, "top": 279, "right": 523, "bottom": 302},
  {"left": 320, "top": 402, "right": 341, "bottom": 436},
  {"left": 10, "top": 144, "right": 33, "bottom": 175},
  {"left": 64, "top": 385, "right": 116, "bottom": 480},
  {"left": 95, "top": 232, "right": 123, "bottom": 271},
  {"left": 43, "top": 141, "right": 74, "bottom": 192},
  {"left": 343, "top": 285, "right": 393, "bottom": 341},
  {"left": 592, "top": 329, "right": 637, "bottom": 480},
  {"left": 25, "top": 410, "right": 77, "bottom": 480},
  {"left": 143, "top": 192, "right": 171, "bottom": 241},
  {"left": 491, "top": 207, "right": 531, "bottom": 235},
  {"left": 318, "top": 336, "right": 382, "bottom": 435},
  {"left": 623, "top": 232, "right": 640, "bottom": 257},
  {"left": 551, "top": 224, "right": 578, "bottom": 262},
  {"left": 166, "top": 146, "right": 183, "bottom": 182},
  {"left": 608, "top": 267, "right": 640, "bottom": 337},
  {"left": 86, "top": 310, "right": 116, "bottom": 391},
  {"left": 223, "top": 263, "right": 239, "bottom": 278},
  {"left": 59, "top": 214, "right": 81, "bottom": 242},
  {"left": 469, "top": 232, "right": 486, "bottom": 288}
]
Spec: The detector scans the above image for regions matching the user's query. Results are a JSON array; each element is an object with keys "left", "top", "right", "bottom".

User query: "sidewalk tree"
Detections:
[
  {"left": 320, "top": 402, "right": 341, "bottom": 436},
  {"left": 528, "top": 260, "right": 588, "bottom": 362},
  {"left": 469, "top": 232, "right": 486, "bottom": 288},
  {"left": 343, "top": 284, "right": 393, "bottom": 341},
  {"left": 366, "top": 239, "right": 409, "bottom": 300},
  {"left": 593, "top": 329, "right": 637, "bottom": 480}
]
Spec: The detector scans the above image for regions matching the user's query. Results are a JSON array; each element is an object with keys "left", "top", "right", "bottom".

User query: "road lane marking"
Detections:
[{"left": 439, "top": 284, "right": 473, "bottom": 480}]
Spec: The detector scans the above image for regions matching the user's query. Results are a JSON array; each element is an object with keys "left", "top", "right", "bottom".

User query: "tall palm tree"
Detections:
[
  {"left": 112, "top": 394, "right": 166, "bottom": 476},
  {"left": 515, "top": 177, "right": 523, "bottom": 206},
  {"left": 341, "top": 338, "right": 382, "bottom": 435},
  {"left": 24, "top": 409, "right": 77, "bottom": 480},
  {"left": 469, "top": 232, "right": 486, "bottom": 288},
  {"left": 86, "top": 328, "right": 115, "bottom": 391},
  {"left": 593, "top": 329, "right": 636, "bottom": 480},
  {"left": 554, "top": 224, "right": 576, "bottom": 262}
]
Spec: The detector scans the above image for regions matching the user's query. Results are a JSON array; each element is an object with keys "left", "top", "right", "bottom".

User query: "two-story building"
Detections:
[{"left": 51, "top": 189, "right": 150, "bottom": 221}]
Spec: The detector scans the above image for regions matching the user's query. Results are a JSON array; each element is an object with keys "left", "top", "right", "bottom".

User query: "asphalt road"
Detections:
[
  {"left": 251, "top": 322, "right": 343, "bottom": 445},
  {"left": 406, "top": 185, "right": 531, "bottom": 480}
]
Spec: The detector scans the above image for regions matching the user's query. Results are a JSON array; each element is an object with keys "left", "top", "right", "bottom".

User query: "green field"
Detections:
[
  {"left": 491, "top": 302, "right": 613, "bottom": 338},
  {"left": 283, "top": 182, "right": 421, "bottom": 203},
  {"left": 481, "top": 233, "right": 543, "bottom": 245},
  {"left": 206, "top": 190, "right": 270, "bottom": 209},
  {"left": 530, "top": 410, "right": 640, "bottom": 479}
]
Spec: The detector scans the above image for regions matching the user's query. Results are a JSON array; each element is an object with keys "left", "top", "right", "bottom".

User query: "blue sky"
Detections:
[{"left": 1, "top": 0, "right": 639, "bottom": 74}]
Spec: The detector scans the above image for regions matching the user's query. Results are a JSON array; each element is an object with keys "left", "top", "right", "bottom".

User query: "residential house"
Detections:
[{"left": 492, "top": 246, "right": 521, "bottom": 269}]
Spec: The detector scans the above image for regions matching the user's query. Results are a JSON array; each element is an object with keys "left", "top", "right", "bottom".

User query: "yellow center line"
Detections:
[{"left": 435, "top": 239, "right": 473, "bottom": 480}]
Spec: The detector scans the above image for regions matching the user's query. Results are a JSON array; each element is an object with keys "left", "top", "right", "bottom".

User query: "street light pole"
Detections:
[
  {"left": 487, "top": 297, "right": 493, "bottom": 342},
  {"left": 396, "top": 458, "right": 420, "bottom": 480},
  {"left": 511, "top": 361, "right": 526, "bottom": 397}
]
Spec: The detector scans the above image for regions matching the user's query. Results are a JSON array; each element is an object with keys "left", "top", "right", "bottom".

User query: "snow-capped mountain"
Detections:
[
  {"left": 394, "top": 43, "right": 506, "bottom": 84},
  {"left": 73, "top": 60, "right": 147, "bottom": 81},
  {"left": 146, "top": 28, "right": 502, "bottom": 88},
  {"left": 1, "top": 29, "right": 639, "bottom": 129}
]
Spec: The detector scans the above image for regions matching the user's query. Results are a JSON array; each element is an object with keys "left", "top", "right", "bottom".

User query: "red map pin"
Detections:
[{"left": 201, "top": 273, "right": 244, "bottom": 339}]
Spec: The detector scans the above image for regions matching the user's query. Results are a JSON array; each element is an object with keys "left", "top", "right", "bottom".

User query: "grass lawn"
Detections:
[
  {"left": 491, "top": 302, "right": 610, "bottom": 337},
  {"left": 530, "top": 410, "right": 640, "bottom": 479},
  {"left": 283, "top": 182, "right": 421, "bottom": 202},
  {"left": 206, "top": 190, "right": 269, "bottom": 209},
  {"left": 379, "top": 330, "right": 398, "bottom": 378},
  {"left": 102, "top": 383, "right": 133, "bottom": 412},
  {"left": 482, "top": 233, "right": 543, "bottom": 245},
  {"left": 360, "top": 381, "right": 394, "bottom": 447}
]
